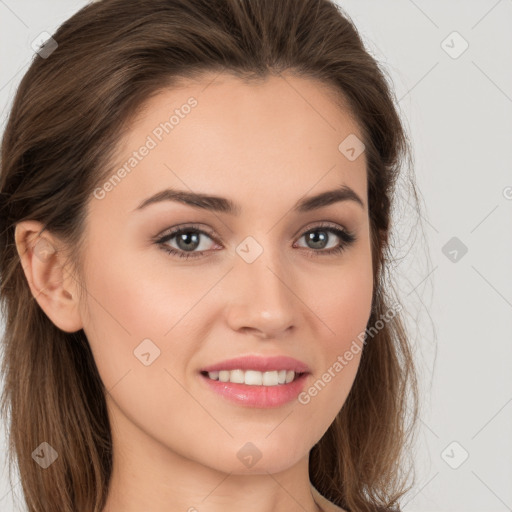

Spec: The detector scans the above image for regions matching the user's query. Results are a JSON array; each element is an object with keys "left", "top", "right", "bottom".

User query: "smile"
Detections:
[
  {"left": 199, "top": 371, "right": 309, "bottom": 408},
  {"left": 203, "top": 369, "right": 303, "bottom": 386}
]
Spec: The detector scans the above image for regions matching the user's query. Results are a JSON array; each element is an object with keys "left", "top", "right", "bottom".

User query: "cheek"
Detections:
[
  {"left": 300, "top": 250, "right": 373, "bottom": 413},
  {"left": 78, "top": 245, "right": 173, "bottom": 385},
  {"left": 79, "top": 251, "right": 201, "bottom": 439},
  {"left": 323, "top": 270, "right": 373, "bottom": 345},
  {"left": 79, "top": 244, "right": 214, "bottom": 385},
  {"left": 313, "top": 248, "right": 374, "bottom": 349}
]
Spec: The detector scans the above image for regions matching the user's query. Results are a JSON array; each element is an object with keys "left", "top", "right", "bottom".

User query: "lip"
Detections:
[
  {"left": 200, "top": 355, "right": 310, "bottom": 373},
  {"left": 199, "top": 355, "right": 311, "bottom": 408},
  {"left": 199, "top": 372, "right": 309, "bottom": 408}
]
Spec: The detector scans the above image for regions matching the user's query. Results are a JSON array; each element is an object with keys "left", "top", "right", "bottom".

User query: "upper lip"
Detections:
[{"left": 200, "top": 355, "right": 310, "bottom": 374}]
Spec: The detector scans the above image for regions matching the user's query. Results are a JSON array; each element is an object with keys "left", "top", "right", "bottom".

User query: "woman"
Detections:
[{"left": 0, "top": 1, "right": 420, "bottom": 511}]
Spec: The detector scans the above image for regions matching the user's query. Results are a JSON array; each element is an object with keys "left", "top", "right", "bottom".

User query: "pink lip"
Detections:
[
  {"left": 200, "top": 373, "right": 309, "bottom": 408},
  {"left": 200, "top": 355, "right": 310, "bottom": 373},
  {"left": 199, "top": 355, "right": 311, "bottom": 408}
]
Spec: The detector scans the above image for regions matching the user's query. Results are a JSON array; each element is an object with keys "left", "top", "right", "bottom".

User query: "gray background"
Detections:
[{"left": 1, "top": 1, "right": 511, "bottom": 511}]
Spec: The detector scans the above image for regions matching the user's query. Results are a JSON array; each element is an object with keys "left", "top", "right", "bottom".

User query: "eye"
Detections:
[
  {"left": 154, "top": 222, "right": 357, "bottom": 260},
  {"left": 293, "top": 222, "right": 357, "bottom": 259},
  {"left": 154, "top": 223, "right": 219, "bottom": 260}
]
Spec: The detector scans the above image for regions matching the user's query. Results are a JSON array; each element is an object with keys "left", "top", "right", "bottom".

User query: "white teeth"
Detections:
[
  {"left": 206, "top": 369, "right": 299, "bottom": 386},
  {"left": 218, "top": 370, "right": 230, "bottom": 382},
  {"left": 245, "top": 370, "right": 263, "bottom": 385},
  {"left": 230, "top": 369, "right": 245, "bottom": 384},
  {"left": 262, "top": 371, "right": 278, "bottom": 386}
]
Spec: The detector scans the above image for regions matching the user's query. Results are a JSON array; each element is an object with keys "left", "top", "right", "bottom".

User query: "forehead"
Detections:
[{"left": 92, "top": 71, "right": 367, "bottom": 220}]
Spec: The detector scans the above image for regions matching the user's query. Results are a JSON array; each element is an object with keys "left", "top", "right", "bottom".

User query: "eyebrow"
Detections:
[{"left": 133, "top": 184, "right": 365, "bottom": 215}]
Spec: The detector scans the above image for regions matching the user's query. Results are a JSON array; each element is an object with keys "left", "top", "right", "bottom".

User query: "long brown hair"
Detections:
[{"left": 0, "top": 1, "right": 421, "bottom": 511}]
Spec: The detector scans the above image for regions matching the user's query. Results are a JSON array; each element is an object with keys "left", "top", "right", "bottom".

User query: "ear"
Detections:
[{"left": 14, "top": 220, "right": 84, "bottom": 333}]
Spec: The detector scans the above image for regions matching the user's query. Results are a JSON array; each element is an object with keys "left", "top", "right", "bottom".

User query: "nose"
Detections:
[{"left": 224, "top": 246, "right": 297, "bottom": 339}]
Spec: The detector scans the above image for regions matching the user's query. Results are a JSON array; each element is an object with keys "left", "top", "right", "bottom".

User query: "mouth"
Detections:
[
  {"left": 199, "top": 369, "right": 310, "bottom": 408},
  {"left": 200, "top": 369, "right": 307, "bottom": 386},
  {"left": 198, "top": 354, "right": 311, "bottom": 407}
]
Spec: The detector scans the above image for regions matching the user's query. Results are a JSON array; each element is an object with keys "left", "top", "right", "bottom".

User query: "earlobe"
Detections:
[{"left": 14, "top": 220, "right": 84, "bottom": 333}]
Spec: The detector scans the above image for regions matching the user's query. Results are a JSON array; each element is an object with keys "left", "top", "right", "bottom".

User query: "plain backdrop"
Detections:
[{"left": 0, "top": 1, "right": 511, "bottom": 511}]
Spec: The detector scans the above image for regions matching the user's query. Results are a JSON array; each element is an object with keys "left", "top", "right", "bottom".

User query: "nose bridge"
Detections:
[
  {"left": 238, "top": 236, "right": 292, "bottom": 305},
  {"left": 226, "top": 234, "right": 296, "bottom": 335}
]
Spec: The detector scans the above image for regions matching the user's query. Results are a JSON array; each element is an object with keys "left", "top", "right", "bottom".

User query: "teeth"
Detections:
[{"left": 206, "top": 369, "right": 298, "bottom": 386}]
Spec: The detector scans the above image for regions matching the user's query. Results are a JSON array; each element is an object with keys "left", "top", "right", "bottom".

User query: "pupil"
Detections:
[
  {"left": 307, "top": 231, "right": 327, "bottom": 249},
  {"left": 178, "top": 231, "right": 199, "bottom": 251}
]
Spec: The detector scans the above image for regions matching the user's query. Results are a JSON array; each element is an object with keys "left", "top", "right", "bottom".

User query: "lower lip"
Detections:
[{"left": 199, "top": 372, "right": 309, "bottom": 408}]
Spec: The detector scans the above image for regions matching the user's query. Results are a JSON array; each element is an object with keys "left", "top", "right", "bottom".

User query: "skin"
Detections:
[{"left": 15, "top": 71, "right": 373, "bottom": 512}]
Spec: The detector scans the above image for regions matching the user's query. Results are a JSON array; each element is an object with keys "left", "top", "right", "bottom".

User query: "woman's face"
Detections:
[{"left": 79, "top": 72, "right": 373, "bottom": 476}]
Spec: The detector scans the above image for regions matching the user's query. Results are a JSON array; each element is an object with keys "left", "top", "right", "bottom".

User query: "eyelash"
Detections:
[{"left": 154, "top": 222, "right": 357, "bottom": 260}]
